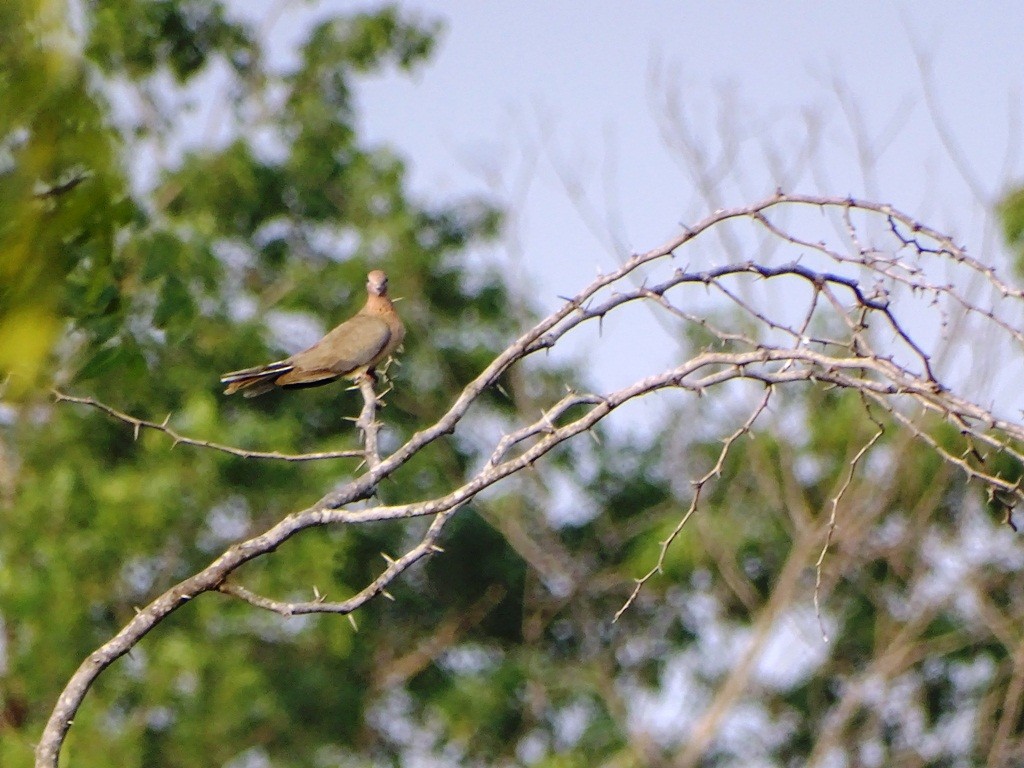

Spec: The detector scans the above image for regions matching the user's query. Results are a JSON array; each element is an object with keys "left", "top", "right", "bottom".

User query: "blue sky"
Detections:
[
  {"left": 225, "top": 2, "right": 1024, "bottom": 409},
  {"left": 347, "top": 3, "right": 1022, "bottom": 240}
]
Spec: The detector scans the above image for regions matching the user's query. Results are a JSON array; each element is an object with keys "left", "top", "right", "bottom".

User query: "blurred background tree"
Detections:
[{"left": 3, "top": 2, "right": 1024, "bottom": 767}]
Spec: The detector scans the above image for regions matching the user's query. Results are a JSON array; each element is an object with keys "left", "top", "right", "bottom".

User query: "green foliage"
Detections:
[
  {"left": 2, "top": 3, "right": 517, "bottom": 765},
  {"left": 999, "top": 185, "right": 1024, "bottom": 276},
  {"left": 86, "top": 0, "right": 255, "bottom": 80},
  {"left": 0, "top": 0, "right": 133, "bottom": 394}
]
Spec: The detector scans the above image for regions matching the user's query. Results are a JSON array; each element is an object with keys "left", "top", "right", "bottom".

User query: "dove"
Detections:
[{"left": 220, "top": 270, "right": 404, "bottom": 398}]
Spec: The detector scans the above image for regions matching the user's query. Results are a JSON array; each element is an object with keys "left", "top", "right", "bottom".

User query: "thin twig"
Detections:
[
  {"left": 813, "top": 400, "right": 886, "bottom": 641},
  {"left": 614, "top": 388, "right": 774, "bottom": 622},
  {"left": 53, "top": 390, "right": 364, "bottom": 462}
]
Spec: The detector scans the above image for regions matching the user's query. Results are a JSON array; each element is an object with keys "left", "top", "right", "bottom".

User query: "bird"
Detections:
[{"left": 220, "top": 269, "right": 404, "bottom": 398}]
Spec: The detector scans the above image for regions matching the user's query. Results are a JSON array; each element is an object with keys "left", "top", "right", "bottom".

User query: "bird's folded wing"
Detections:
[{"left": 289, "top": 315, "right": 391, "bottom": 376}]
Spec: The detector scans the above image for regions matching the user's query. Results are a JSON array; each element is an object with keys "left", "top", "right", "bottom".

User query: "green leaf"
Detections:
[
  {"left": 76, "top": 339, "right": 147, "bottom": 381},
  {"left": 154, "top": 276, "right": 197, "bottom": 331}
]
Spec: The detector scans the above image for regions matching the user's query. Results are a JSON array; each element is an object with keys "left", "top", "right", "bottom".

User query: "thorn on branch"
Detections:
[{"left": 1006, "top": 510, "right": 1018, "bottom": 532}]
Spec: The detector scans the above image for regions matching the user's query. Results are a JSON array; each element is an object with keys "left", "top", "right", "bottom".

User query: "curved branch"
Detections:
[{"left": 36, "top": 194, "right": 1024, "bottom": 767}]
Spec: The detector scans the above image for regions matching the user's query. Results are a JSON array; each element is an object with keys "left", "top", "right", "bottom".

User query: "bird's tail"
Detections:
[{"left": 220, "top": 361, "right": 293, "bottom": 398}]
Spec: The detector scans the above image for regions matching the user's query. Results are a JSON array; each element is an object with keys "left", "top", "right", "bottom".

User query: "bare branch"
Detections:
[
  {"left": 37, "top": 194, "right": 1024, "bottom": 767},
  {"left": 814, "top": 398, "right": 886, "bottom": 641},
  {"left": 353, "top": 373, "right": 383, "bottom": 470},
  {"left": 53, "top": 390, "right": 364, "bottom": 462},
  {"left": 614, "top": 388, "right": 774, "bottom": 622}
]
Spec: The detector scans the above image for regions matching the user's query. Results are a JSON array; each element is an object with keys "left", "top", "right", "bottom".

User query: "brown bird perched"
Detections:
[{"left": 220, "top": 270, "right": 404, "bottom": 398}]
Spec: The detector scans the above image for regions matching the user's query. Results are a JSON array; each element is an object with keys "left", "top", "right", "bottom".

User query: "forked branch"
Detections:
[{"left": 38, "top": 193, "right": 1024, "bottom": 767}]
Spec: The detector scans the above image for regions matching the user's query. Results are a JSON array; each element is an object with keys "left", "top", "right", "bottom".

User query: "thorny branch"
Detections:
[
  {"left": 52, "top": 391, "right": 364, "bottom": 461},
  {"left": 613, "top": 388, "right": 774, "bottom": 622},
  {"left": 37, "top": 193, "right": 1024, "bottom": 767},
  {"left": 813, "top": 397, "right": 886, "bottom": 641}
]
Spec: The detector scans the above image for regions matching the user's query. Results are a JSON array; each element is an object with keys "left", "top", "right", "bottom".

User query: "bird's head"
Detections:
[{"left": 367, "top": 270, "right": 389, "bottom": 297}]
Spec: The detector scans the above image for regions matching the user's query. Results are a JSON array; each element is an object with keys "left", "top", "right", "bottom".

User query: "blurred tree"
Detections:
[
  {"left": 3, "top": 3, "right": 1024, "bottom": 768},
  {"left": 2, "top": 2, "right": 530, "bottom": 766},
  {"left": 0, "top": 0, "right": 132, "bottom": 395},
  {"left": 999, "top": 185, "right": 1024, "bottom": 277}
]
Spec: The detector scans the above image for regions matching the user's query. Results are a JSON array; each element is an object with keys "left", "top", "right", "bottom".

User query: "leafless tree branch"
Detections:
[
  {"left": 52, "top": 390, "right": 364, "bottom": 461},
  {"left": 37, "top": 193, "right": 1024, "bottom": 767},
  {"left": 814, "top": 398, "right": 886, "bottom": 640}
]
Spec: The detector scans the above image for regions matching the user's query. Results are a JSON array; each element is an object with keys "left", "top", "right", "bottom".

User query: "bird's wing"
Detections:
[{"left": 289, "top": 315, "right": 391, "bottom": 376}]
